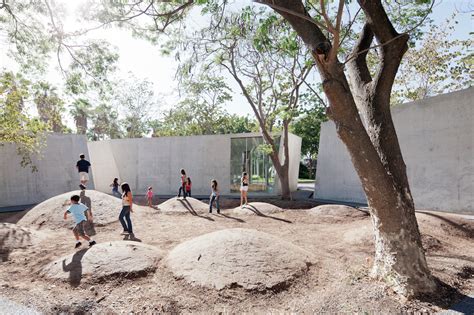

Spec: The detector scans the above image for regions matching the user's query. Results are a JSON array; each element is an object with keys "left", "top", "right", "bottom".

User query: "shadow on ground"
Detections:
[
  {"left": 177, "top": 199, "right": 214, "bottom": 221},
  {"left": 243, "top": 204, "right": 292, "bottom": 224},
  {"left": 62, "top": 248, "right": 89, "bottom": 287}
]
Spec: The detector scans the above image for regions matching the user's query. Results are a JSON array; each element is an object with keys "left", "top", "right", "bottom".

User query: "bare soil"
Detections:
[{"left": 0, "top": 196, "right": 472, "bottom": 314}]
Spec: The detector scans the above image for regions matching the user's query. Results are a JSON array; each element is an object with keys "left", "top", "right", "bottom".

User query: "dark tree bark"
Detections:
[{"left": 260, "top": 0, "right": 436, "bottom": 297}]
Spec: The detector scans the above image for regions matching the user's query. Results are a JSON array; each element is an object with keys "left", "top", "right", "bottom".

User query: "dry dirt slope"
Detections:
[{"left": 0, "top": 193, "right": 472, "bottom": 313}]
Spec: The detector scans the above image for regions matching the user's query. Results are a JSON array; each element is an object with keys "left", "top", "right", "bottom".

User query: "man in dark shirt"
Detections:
[{"left": 76, "top": 154, "right": 91, "bottom": 190}]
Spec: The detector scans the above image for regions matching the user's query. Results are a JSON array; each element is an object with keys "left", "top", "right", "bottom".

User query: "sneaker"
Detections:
[
  {"left": 75, "top": 242, "right": 82, "bottom": 248},
  {"left": 79, "top": 184, "right": 86, "bottom": 190},
  {"left": 89, "top": 240, "right": 96, "bottom": 247},
  {"left": 209, "top": 210, "right": 212, "bottom": 213},
  {"left": 217, "top": 210, "right": 220, "bottom": 214}
]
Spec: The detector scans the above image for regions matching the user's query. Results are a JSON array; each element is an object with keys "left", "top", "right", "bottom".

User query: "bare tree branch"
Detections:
[{"left": 253, "top": 0, "right": 330, "bottom": 32}]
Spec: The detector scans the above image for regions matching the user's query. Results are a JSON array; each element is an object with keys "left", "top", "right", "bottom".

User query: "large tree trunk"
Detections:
[
  {"left": 268, "top": 121, "right": 291, "bottom": 200},
  {"left": 262, "top": 0, "right": 437, "bottom": 298},
  {"left": 322, "top": 61, "right": 435, "bottom": 297},
  {"left": 76, "top": 116, "right": 87, "bottom": 135},
  {"left": 278, "top": 168, "right": 291, "bottom": 200},
  {"left": 269, "top": 152, "right": 291, "bottom": 200}
]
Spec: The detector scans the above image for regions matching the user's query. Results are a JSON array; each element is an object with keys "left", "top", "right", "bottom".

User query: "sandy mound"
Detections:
[
  {"left": 0, "top": 223, "right": 45, "bottom": 261},
  {"left": 165, "top": 228, "right": 313, "bottom": 291},
  {"left": 416, "top": 211, "right": 474, "bottom": 239},
  {"left": 18, "top": 190, "right": 122, "bottom": 230},
  {"left": 308, "top": 205, "right": 368, "bottom": 221},
  {"left": 42, "top": 241, "right": 162, "bottom": 286},
  {"left": 229, "top": 202, "right": 284, "bottom": 216},
  {"left": 342, "top": 223, "right": 373, "bottom": 245},
  {"left": 159, "top": 197, "right": 209, "bottom": 214}
]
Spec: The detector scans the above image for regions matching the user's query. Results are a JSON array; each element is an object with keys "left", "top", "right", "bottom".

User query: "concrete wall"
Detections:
[
  {"left": 0, "top": 133, "right": 92, "bottom": 207},
  {"left": 88, "top": 134, "right": 232, "bottom": 196},
  {"left": 287, "top": 133, "right": 302, "bottom": 192},
  {"left": 89, "top": 132, "right": 302, "bottom": 196},
  {"left": 315, "top": 88, "right": 474, "bottom": 213}
]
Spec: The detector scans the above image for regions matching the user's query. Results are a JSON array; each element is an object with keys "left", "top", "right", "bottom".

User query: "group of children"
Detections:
[
  {"left": 68, "top": 154, "right": 252, "bottom": 248},
  {"left": 65, "top": 181, "right": 134, "bottom": 249}
]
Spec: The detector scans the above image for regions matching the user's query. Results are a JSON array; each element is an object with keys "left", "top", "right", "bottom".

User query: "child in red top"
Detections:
[
  {"left": 146, "top": 186, "right": 153, "bottom": 207},
  {"left": 186, "top": 177, "right": 192, "bottom": 197}
]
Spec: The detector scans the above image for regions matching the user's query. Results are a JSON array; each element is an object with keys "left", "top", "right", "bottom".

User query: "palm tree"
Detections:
[
  {"left": 70, "top": 98, "right": 92, "bottom": 135},
  {"left": 90, "top": 103, "right": 122, "bottom": 140},
  {"left": 34, "top": 81, "right": 65, "bottom": 133}
]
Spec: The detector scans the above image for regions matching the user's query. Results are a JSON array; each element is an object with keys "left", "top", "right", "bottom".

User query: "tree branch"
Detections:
[
  {"left": 254, "top": 0, "right": 331, "bottom": 56},
  {"left": 348, "top": 23, "right": 374, "bottom": 86},
  {"left": 344, "top": 0, "right": 435, "bottom": 65}
]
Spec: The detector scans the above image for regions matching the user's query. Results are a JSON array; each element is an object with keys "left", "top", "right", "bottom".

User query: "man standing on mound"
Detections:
[
  {"left": 76, "top": 153, "right": 91, "bottom": 190},
  {"left": 64, "top": 195, "right": 96, "bottom": 249}
]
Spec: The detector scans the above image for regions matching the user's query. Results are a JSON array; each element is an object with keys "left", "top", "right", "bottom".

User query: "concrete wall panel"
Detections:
[
  {"left": 315, "top": 88, "right": 474, "bottom": 213},
  {"left": 0, "top": 133, "right": 92, "bottom": 207},
  {"left": 89, "top": 134, "right": 233, "bottom": 196},
  {"left": 87, "top": 141, "right": 119, "bottom": 194},
  {"left": 288, "top": 133, "right": 302, "bottom": 192},
  {"left": 89, "top": 132, "right": 301, "bottom": 196}
]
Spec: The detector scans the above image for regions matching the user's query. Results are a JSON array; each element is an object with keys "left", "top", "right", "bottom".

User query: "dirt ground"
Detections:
[{"left": 0, "top": 196, "right": 473, "bottom": 314}]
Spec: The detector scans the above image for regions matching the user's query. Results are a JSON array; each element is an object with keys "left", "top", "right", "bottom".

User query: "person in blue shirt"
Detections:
[{"left": 64, "top": 195, "right": 96, "bottom": 249}]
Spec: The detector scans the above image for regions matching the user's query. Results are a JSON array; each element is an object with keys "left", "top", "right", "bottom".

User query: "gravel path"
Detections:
[{"left": 0, "top": 296, "right": 41, "bottom": 315}]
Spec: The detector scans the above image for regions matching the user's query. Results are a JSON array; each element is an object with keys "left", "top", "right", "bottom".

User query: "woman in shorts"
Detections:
[{"left": 240, "top": 172, "right": 249, "bottom": 208}]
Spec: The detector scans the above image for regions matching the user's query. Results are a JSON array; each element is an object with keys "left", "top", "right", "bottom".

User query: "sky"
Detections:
[{"left": 0, "top": 0, "right": 472, "bottom": 120}]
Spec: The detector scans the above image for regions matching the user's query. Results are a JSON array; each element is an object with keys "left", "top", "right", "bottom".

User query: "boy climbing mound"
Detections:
[{"left": 64, "top": 195, "right": 96, "bottom": 249}]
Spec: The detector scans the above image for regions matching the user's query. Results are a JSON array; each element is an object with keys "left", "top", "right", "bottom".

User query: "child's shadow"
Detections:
[
  {"left": 80, "top": 191, "right": 96, "bottom": 236},
  {"left": 62, "top": 248, "right": 89, "bottom": 287}
]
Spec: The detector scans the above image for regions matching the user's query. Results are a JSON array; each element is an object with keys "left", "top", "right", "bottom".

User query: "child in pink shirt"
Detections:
[{"left": 146, "top": 186, "right": 153, "bottom": 207}]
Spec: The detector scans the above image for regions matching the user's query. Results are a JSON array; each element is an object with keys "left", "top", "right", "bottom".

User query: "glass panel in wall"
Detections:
[{"left": 230, "top": 136, "right": 277, "bottom": 193}]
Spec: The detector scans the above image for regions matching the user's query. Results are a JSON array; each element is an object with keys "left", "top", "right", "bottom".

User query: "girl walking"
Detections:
[
  {"left": 110, "top": 178, "right": 121, "bottom": 197},
  {"left": 177, "top": 169, "right": 187, "bottom": 199},
  {"left": 240, "top": 172, "right": 249, "bottom": 208},
  {"left": 209, "top": 179, "right": 220, "bottom": 214},
  {"left": 119, "top": 182, "right": 134, "bottom": 235},
  {"left": 146, "top": 186, "right": 153, "bottom": 207},
  {"left": 185, "top": 177, "right": 192, "bottom": 197}
]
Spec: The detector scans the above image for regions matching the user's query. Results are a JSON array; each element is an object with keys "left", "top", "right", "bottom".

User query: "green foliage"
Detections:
[
  {"left": 33, "top": 82, "right": 66, "bottom": 133},
  {"left": 173, "top": 5, "right": 316, "bottom": 143},
  {"left": 0, "top": 0, "right": 57, "bottom": 74},
  {"left": 89, "top": 103, "right": 122, "bottom": 141},
  {"left": 0, "top": 71, "right": 48, "bottom": 171},
  {"left": 392, "top": 18, "right": 473, "bottom": 104},
  {"left": 151, "top": 75, "right": 258, "bottom": 137},
  {"left": 65, "top": 40, "right": 119, "bottom": 97},
  {"left": 291, "top": 88, "right": 328, "bottom": 179},
  {"left": 292, "top": 104, "right": 328, "bottom": 161},
  {"left": 116, "top": 75, "right": 156, "bottom": 138},
  {"left": 298, "top": 162, "right": 311, "bottom": 179},
  {"left": 70, "top": 98, "right": 92, "bottom": 135}
]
